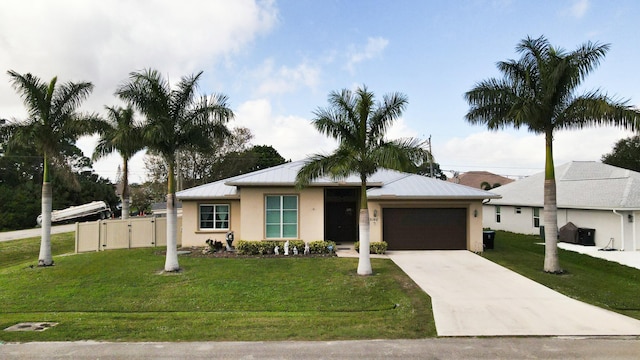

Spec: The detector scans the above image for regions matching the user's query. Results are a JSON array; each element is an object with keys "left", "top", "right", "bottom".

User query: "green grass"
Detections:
[
  {"left": 0, "top": 236, "right": 435, "bottom": 342},
  {"left": 483, "top": 231, "right": 640, "bottom": 320},
  {"left": 0, "top": 232, "right": 75, "bottom": 268}
]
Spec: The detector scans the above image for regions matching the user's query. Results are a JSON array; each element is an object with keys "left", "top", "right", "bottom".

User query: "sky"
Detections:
[{"left": 1, "top": 0, "right": 639, "bottom": 183}]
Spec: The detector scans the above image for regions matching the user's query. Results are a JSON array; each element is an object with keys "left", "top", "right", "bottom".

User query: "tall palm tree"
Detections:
[
  {"left": 295, "top": 85, "right": 430, "bottom": 275},
  {"left": 5, "top": 70, "right": 97, "bottom": 266},
  {"left": 465, "top": 35, "right": 640, "bottom": 273},
  {"left": 116, "top": 69, "right": 233, "bottom": 272},
  {"left": 92, "top": 106, "right": 145, "bottom": 219}
]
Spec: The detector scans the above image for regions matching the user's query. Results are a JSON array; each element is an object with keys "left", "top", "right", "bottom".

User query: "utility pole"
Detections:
[{"left": 428, "top": 135, "right": 434, "bottom": 178}]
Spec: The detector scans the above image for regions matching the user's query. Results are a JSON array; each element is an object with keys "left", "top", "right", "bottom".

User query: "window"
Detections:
[
  {"left": 265, "top": 195, "right": 298, "bottom": 238},
  {"left": 495, "top": 206, "right": 501, "bottom": 223},
  {"left": 533, "top": 208, "right": 540, "bottom": 228},
  {"left": 199, "top": 204, "right": 230, "bottom": 230},
  {"left": 515, "top": 207, "right": 522, "bottom": 214}
]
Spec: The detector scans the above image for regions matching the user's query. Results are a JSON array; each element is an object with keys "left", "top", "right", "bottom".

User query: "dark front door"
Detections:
[{"left": 324, "top": 188, "right": 358, "bottom": 244}]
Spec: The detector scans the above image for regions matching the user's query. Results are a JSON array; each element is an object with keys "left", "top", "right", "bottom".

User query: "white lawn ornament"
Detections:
[{"left": 284, "top": 240, "right": 289, "bottom": 255}]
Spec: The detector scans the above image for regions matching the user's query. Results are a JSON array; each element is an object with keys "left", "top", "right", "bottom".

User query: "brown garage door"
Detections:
[{"left": 383, "top": 208, "right": 467, "bottom": 250}]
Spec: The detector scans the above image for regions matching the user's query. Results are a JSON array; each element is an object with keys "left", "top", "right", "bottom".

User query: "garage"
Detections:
[{"left": 383, "top": 208, "right": 467, "bottom": 250}]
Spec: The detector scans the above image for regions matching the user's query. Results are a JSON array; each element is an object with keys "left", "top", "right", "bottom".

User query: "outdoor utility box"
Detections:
[
  {"left": 483, "top": 230, "right": 495, "bottom": 250},
  {"left": 577, "top": 228, "right": 596, "bottom": 246},
  {"left": 559, "top": 222, "right": 579, "bottom": 244}
]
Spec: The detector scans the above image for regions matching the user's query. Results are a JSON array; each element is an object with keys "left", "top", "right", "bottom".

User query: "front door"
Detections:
[{"left": 324, "top": 188, "right": 358, "bottom": 244}]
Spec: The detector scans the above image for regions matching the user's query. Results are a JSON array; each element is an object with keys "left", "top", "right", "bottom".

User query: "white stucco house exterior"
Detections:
[
  {"left": 483, "top": 161, "right": 640, "bottom": 251},
  {"left": 176, "top": 161, "right": 499, "bottom": 251}
]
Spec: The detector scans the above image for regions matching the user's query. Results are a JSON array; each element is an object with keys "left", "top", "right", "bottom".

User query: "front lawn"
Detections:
[
  {"left": 483, "top": 231, "right": 640, "bottom": 320},
  {"left": 0, "top": 235, "right": 435, "bottom": 342}
]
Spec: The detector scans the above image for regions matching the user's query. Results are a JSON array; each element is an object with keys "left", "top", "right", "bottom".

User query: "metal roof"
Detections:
[
  {"left": 176, "top": 160, "right": 500, "bottom": 200},
  {"left": 487, "top": 161, "right": 640, "bottom": 210},
  {"left": 367, "top": 173, "right": 500, "bottom": 199}
]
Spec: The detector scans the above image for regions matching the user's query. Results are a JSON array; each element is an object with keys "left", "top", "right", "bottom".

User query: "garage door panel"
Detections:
[{"left": 383, "top": 208, "right": 466, "bottom": 250}]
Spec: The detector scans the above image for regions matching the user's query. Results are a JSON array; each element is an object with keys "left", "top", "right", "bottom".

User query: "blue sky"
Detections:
[{"left": 1, "top": 0, "right": 638, "bottom": 183}]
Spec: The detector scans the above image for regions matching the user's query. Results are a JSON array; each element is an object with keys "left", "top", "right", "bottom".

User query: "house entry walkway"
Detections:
[{"left": 387, "top": 250, "right": 640, "bottom": 336}]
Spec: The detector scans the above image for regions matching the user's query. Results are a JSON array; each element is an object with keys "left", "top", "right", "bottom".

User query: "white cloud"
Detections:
[
  {"left": 253, "top": 59, "right": 321, "bottom": 96},
  {"left": 346, "top": 37, "right": 389, "bottom": 73},
  {"left": 566, "top": 0, "right": 590, "bottom": 19},
  {"left": 234, "top": 99, "right": 336, "bottom": 161},
  {"left": 0, "top": 0, "right": 278, "bottom": 114},
  {"left": 0, "top": 0, "right": 278, "bottom": 182},
  {"left": 438, "top": 126, "right": 633, "bottom": 178},
  {"left": 386, "top": 118, "right": 422, "bottom": 140}
]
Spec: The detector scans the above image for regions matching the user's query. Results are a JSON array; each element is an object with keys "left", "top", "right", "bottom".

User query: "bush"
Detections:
[
  {"left": 235, "top": 240, "right": 309, "bottom": 255},
  {"left": 354, "top": 241, "right": 388, "bottom": 254},
  {"left": 308, "top": 240, "right": 336, "bottom": 254}
]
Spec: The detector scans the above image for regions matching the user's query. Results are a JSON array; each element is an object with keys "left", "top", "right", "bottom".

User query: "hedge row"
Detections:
[
  {"left": 235, "top": 240, "right": 337, "bottom": 255},
  {"left": 353, "top": 241, "right": 388, "bottom": 254}
]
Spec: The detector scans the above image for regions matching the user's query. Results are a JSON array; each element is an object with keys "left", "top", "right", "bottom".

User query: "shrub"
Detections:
[
  {"left": 235, "top": 240, "right": 256, "bottom": 255},
  {"left": 235, "top": 240, "right": 308, "bottom": 255},
  {"left": 308, "top": 240, "right": 336, "bottom": 254},
  {"left": 354, "top": 241, "right": 388, "bottom": 254}
]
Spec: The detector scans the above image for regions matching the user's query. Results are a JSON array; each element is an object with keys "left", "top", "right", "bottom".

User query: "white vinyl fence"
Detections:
[{"left": 75, "top": 216, "right": 182, "bottom": 253}]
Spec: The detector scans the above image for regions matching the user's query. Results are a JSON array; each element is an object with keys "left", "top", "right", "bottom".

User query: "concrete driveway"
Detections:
[
  {"left": 388, "top": 250, "right": 640, "bottom": 336},
  {"left": 0, "top": 224, "right": 75, "bottom": 242}
]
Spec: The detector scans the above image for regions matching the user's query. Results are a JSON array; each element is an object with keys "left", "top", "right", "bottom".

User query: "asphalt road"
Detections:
[
  {"left": 1, "top": 337, "right": 640, "bottom": 359},
  {"left": 0, "top": 224, "right": 76, "bottom": 242}
]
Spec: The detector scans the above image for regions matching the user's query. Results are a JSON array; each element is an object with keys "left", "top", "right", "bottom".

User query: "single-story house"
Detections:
[
  {"left": 483, "top": 161, "right": 640, "bottom": 251},
  {"left": 176, "top": 161, "right": 500, "bottom": 251}
]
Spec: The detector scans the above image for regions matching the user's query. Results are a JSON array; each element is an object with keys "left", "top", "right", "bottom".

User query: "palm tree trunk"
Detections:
[
  {"left": 38, "top": 160, "right": 53, "bottom": 266},
  {"left": 121, "top": 160, "right": 130, "bottom": 220},
  {"left": 164, "top": 161, "right": 180, "bottom": 272},
  {"left": 357, "top": 177, "right": 372, "bottom": 275},
  {"left": 543, "top": 130, "right": 561, "bottom": 273}
]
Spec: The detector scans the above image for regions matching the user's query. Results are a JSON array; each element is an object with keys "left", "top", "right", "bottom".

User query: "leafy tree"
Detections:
[
  {"left": 209, "top": 145, "right": 287, "bottom": 180},
  {"left": 129, "top": 183, "right": 156, "bottom": 215},
  {"left": 144, "top": 127, "right": 287, "bottom": 187},
  {"left": 3, "top": 71, "right": 98, "bottom": 266},
  {"left": 0, "top": 139, "right": 116, "bottom": 230},
  {"left": 465, "top": 35, "right": 640, "bottom": 273},
  {"left": 412, "top": 161, "right": 447, "bottom": 180},
  {"left": 116, "top": 69, "right": 233, "bottom": 272},
  {"left": 601, "top": 135, "right": 640, "bottom": 172},
  {"left": 92, "top": 106, "right": 145, "bottom": 219},
  {"left": 295, "top": 85, "right": 430, "bottom": 275}
]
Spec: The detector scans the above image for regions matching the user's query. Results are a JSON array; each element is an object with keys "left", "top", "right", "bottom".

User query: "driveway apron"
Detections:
[{"left": 388, "top": 250, "right": 640, "bottom": 336}]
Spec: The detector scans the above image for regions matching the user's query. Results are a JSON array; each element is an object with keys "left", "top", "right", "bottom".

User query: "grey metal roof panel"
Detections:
[
  {"left": 367, "top": 173, "right": 501, "bottom": 199},
  {"left": 176, "top": 179, "right": 238, "bottom": 199},
  {"left": 177, "top": 160, "right": 499, "bottom": 200},
  {"left": 488, "top": 161, "right": 640, "bottom": 209},
  {"left": 224, "top": 160, "right": 406, "bottom": 186}
]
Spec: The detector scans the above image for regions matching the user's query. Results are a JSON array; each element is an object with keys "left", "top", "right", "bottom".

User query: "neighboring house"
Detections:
[
  {"left": 176, "top": 161, "right": 499, "bottom": 251},
  {"left": 483, "top": 161, "right": 640, "bottom": 251},
  {"left": 150, "top": 201, "right": 183, "bottom": 217},
  {"left": 448, "top": 171, "right": 514, "bottom": 189}
]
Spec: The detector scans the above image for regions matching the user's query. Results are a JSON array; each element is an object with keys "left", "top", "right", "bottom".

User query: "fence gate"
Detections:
[{"left": 75, "top": 216, "right": 182, "bottom": 253}]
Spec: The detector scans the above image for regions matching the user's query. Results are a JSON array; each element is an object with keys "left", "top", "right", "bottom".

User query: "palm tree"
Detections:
[
  {"left": 5, "top": 70, "right": 97, "bottom": 266},
  {"left": 465, "top": 35, "right": 640, "bottom": 273},
  {"left": 116, "top": 69, "right": 233, "bottom": 272},
  {"left": 295, "top": 85, "right": 430, "bottom": 275},
  {"left": 92, "top": 106, "right": 145, "bottom": 219}
]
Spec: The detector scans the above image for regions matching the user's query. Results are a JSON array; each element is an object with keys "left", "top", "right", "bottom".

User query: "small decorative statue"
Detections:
[
  {"left": 304, "top": 242, "right": 310, "bottom": 255},
  {"left": 284, "top": 240, "right": 289, "bottom": 256},
  {"left": 274, "top": 245, "right": 280, "bottom": 255},
  {"left": 293, "top": 246, "right": 298, "bottom": 255},
  {"left": 225, "top": 231, "right": 234, "bottom": 251}
]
